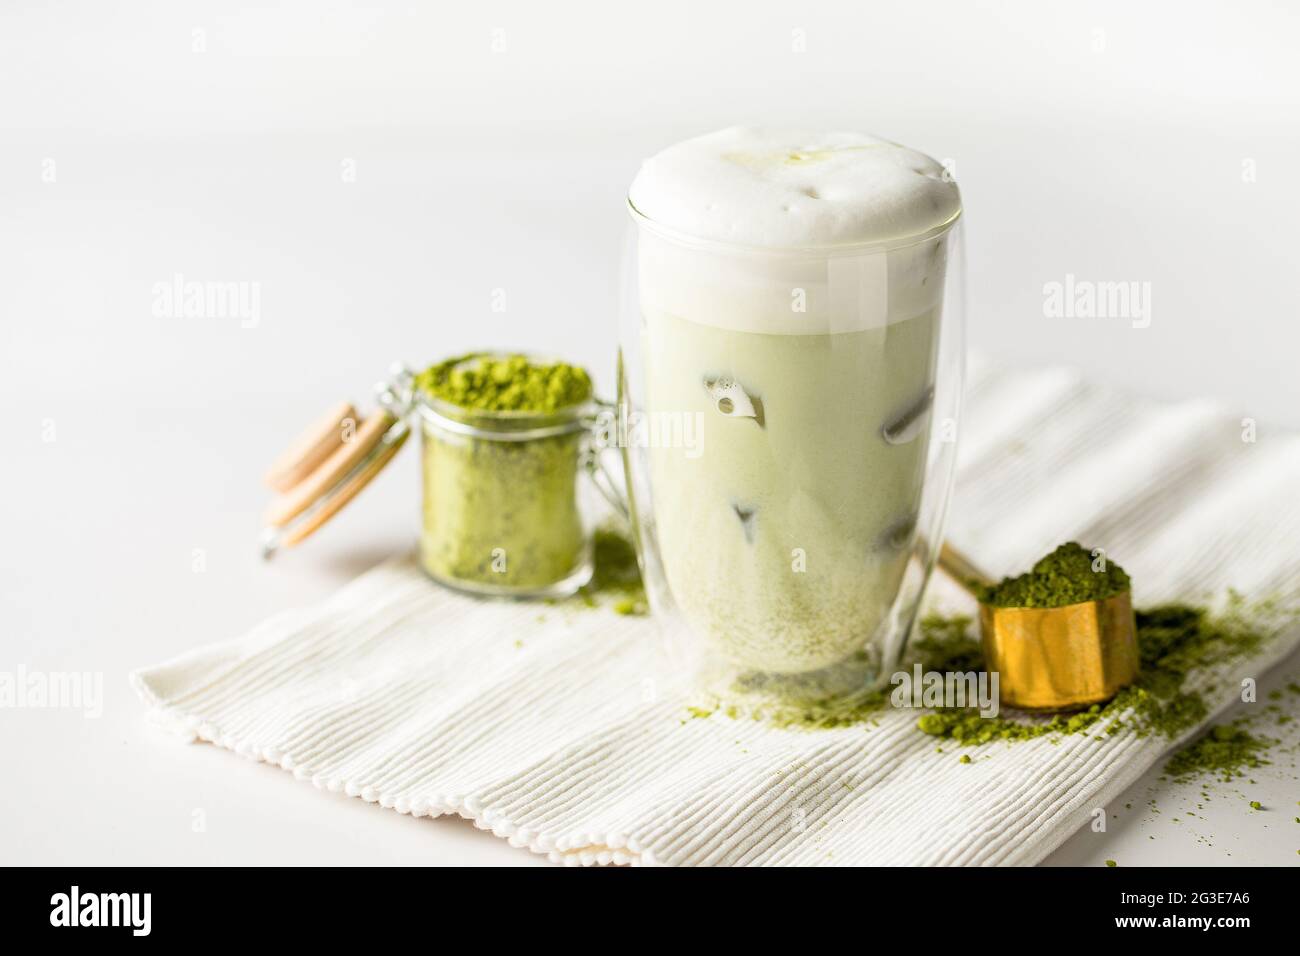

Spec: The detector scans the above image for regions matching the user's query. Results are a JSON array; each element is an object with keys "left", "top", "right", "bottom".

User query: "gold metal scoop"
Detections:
[{"left": 937, "top": 542, "right": 1140, "bottom": 711}]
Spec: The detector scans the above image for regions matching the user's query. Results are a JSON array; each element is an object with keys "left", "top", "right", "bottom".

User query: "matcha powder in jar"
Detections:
[{"left": 414, "top": 353, "right": 597, "bottom": 597}]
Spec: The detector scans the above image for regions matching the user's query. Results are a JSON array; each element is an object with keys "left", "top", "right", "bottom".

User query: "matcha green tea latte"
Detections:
[
  {"left": 413, "top": 353, "right": 597, "bottom": 597},
  {"left": 624, "top": 127, "right": 965, "bottom": 684}
]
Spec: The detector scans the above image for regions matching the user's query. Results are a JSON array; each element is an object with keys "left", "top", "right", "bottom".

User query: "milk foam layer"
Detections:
[
  {"left": 629, "top": 127, "right": 961, "bottom": 249},
  {"left": 632, "top": 128, "right": 960, "bottom": 335}
]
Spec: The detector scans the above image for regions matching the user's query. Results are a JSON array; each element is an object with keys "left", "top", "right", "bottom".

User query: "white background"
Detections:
[{"left": 2, "top": 0, "right": 1298, "bottom": 866}]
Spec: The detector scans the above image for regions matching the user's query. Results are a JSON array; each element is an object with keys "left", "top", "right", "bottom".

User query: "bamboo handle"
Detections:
[{"left": 937, "top": 540, "right": 995, "bottom": 597}]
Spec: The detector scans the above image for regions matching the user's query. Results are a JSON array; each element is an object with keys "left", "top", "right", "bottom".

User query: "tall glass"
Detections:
[{"left": 615, "top": 202, "right": 964, "bottom": 701}]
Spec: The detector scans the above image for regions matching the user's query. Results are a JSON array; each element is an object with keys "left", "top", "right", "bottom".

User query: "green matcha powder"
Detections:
[
  {"left": 979, "top": 541, "right": 1131, "bottom": 608},
  {"left": 415, "top": 352, "right": 592, "bottom": 414},
  {"left": 688, "top": 594, "right": 1293, "bottom": 763}
]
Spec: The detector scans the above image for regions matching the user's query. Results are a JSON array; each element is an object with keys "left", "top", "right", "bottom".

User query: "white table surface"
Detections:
[{"left": 3, "top": 0, "right": 1298, "bottom": 866}]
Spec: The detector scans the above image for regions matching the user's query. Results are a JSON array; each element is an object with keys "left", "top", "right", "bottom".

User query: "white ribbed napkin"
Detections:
[{"left": 132, "top": 357, "right": 1300, "bottom": 865}]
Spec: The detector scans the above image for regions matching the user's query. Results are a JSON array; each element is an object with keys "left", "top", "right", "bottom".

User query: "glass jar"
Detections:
[
  {"left": 377, "top": 360, "right": 599, "bottom": 598},
  {"left": 262, "top": 355, "right": 604, "bottom": 599},
  {"left": 611, "top": 199, "right": 966, "bottom": 699}
]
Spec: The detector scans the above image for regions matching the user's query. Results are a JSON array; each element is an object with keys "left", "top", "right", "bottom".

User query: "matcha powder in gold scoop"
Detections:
[{"left": 979, "top": 541, "right": 1132, "bottom": 608}]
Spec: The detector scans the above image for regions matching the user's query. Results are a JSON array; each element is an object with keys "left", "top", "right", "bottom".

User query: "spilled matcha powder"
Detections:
[
  {"left": 1164, "top": 723, "right": 1275, "bottom": 783},
  {"left": 415, "top": 353, "right": 594, "bottom": 595},
  {"left": 573, "top": 526, "right": 648, "bottom": 616},
  {"left": 689, "top": 594, "right": 1292, "bottom": 749},
  {"left": 979, "top": 541, "right": 1131, "bottom": 608},
  {"left": 915, "top": 599, "right": 1278, "bottom": 744}
]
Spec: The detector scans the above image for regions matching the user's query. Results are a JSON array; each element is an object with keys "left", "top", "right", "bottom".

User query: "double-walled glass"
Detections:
[{"left": 616, "top": 204, "right": 965, "bottom": 699}]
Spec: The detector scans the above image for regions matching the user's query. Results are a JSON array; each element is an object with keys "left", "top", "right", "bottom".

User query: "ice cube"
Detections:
[
  {"left": 875, "top": 512, "right": 918, "bottom": 553},
  {"left": 703, "top": 376, "right": 765, "bottom": 427},
  {"left": 881, "top": 386, "right": 934, "bottom": 445},
  {"left": 732, "top": 503, "right": 758, "bottom": 544}
]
